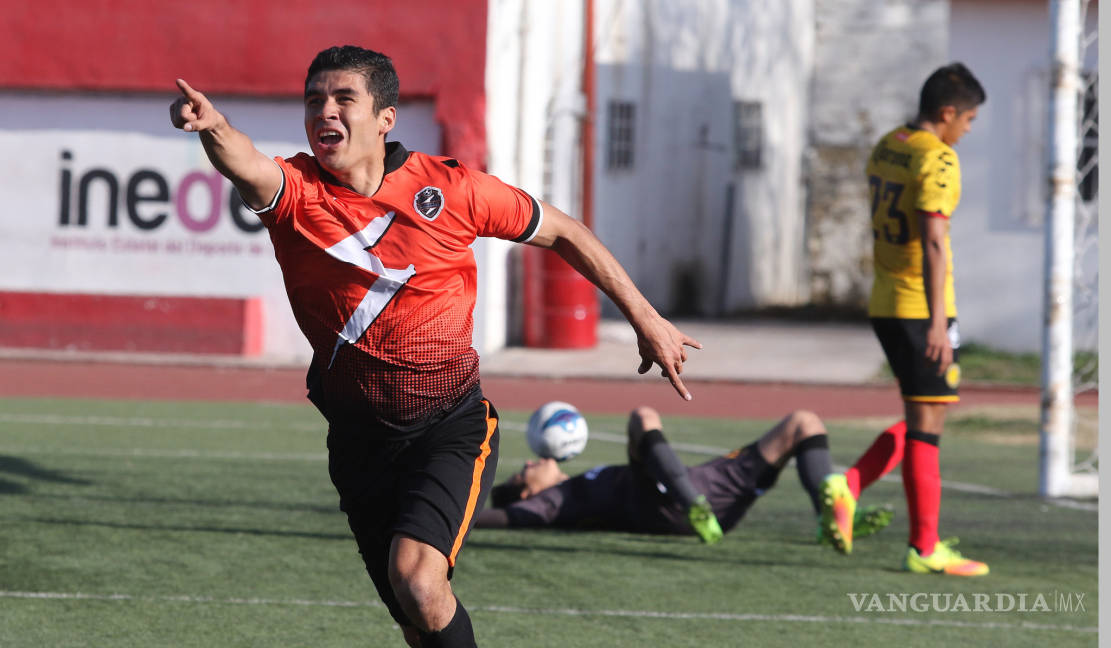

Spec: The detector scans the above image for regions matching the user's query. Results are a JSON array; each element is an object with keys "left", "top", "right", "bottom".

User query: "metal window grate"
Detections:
[
  {"left": 606, "top": 101, "right": 636, "bottom": 170},
  {"left": 733, "top": 101, "right": 763, "bottom": 170}
]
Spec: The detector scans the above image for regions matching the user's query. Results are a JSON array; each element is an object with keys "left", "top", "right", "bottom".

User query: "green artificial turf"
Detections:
[{"left": 0, "top": 398, "right": 1096, "bottom": 647}]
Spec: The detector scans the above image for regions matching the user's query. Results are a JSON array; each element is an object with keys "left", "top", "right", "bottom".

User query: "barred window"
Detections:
[
  {"left": 733, "top": 101, "right": 763, "bottom": 170},
  {"left": 606, "top": 101, "right": 636, "bottom": 170}
]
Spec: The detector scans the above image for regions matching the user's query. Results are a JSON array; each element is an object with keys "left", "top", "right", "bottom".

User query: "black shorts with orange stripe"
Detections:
[
  {"left": 871, "top": 317, "right": 961, "bottom": 403},
  {"left": 325, "top": 386, "right": 499, "bottom": 626}
]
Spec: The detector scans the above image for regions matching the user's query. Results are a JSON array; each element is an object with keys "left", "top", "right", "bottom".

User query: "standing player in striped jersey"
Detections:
[
  {"left": 169, "top": 46, "right": 700, "bottom": 647},
  {"left": 821, "top": 63, "right": 988, "bottom": 576}
]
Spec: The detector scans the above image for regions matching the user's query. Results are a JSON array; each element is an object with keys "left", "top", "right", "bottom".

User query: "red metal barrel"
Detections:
[{"left": 522, "top": 247, "right": 598, "bottom": 348}]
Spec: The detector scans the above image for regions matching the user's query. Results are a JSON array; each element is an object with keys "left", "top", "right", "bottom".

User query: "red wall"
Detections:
[
  {"left": 0, "top": 292, "right": 263, "bottom": 356},
  {"left": 0, "top": 0, "right": 489, "bottom": 166}
]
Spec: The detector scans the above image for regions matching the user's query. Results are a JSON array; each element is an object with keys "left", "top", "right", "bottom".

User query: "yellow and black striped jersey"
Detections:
[{"left": 865, "top": 125, "right": 960, "bottom": 319}]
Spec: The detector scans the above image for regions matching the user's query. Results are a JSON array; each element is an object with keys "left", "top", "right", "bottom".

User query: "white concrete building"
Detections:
[
  {"left": 489, "top": 0, "right": 1098, "bottom": 352},
  {"left": 0, "top": 0, "right": 1095, "bottom": 362}
]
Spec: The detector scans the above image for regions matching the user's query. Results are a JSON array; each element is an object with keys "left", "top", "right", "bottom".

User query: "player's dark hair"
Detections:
[
  {"left": 305, "top": 45, "right": 400, "bottom": 113},
  {"left": 917, "top": 62, "right": 986, "bottom": 121}
]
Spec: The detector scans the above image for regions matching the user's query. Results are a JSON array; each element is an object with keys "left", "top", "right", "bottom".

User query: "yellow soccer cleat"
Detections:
[
  {"left": 904, "top": 538, "right": 990, "bottom": 576},
  {"left": 818, "top": 474, "right": 856, "bottom": 554}
]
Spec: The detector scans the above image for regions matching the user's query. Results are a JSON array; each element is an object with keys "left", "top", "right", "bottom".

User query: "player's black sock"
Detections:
[
  {"left": 418, "top": 597, "right": 475, "bottom": 648},
  {"left": 795, "top": 434, "right": 833, "bottom": 514},
  {"left": 637, "top": 428, "right": 701, "bottom": 509}
]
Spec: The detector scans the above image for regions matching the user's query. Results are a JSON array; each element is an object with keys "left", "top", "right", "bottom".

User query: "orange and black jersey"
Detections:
[{"left": 255, "top": 142, "right": 541, "bottom": 433}]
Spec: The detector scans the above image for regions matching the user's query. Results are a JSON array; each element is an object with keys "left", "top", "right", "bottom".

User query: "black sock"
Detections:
[
  {"left": 795, "top": 435, "right": 832, "bottom": 514},
  {"left": 637, "top": 429, "right": 701, "bottom": 509},
  {"left": 418, "top": 597, "right": 475, "bottom": 648}
]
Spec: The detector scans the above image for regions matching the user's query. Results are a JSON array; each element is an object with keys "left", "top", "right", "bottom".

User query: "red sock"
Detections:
[
  {"left": 903, "top": 432, "right": 941, "bottom": 556},
  {"left": 844, "top": 421, "right": 906, "bottom": 499}
]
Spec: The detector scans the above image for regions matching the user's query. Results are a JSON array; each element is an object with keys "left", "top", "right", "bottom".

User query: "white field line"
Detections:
[
  {"left": 0, "top": 590, "right": 1094, "bottom": 634},
  {"left": 0, "top": 446, "right": 327, "bottom": 462},
  {"left": 2, "top": 415, "right": 1096, "bottom": 512},
  {"left": 0, "top": 412, "right": 319, "bottom": 432}
]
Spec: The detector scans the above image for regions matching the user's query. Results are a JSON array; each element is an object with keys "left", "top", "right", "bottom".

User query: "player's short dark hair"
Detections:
[
  {"left": 305, "top": 45, "right": 400, "bottom": 113},
  {"left": 918, "top": 62, "right": 986, "bottom": 120}
]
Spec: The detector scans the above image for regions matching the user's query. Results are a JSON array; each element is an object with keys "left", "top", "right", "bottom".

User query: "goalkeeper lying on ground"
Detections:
[{"left": 475, "top": 407, "right": 891, "bottom": 553}]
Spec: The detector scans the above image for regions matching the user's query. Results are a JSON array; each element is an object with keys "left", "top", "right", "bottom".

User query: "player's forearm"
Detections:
[
  {"left": 547, "top": 220, "right": 656, "bottom": 329},
  {"left": 921, "top": 238, "right": 948, "bottom": 326},
  {"left": 474, "top": 508, "right": 510, "bottom": 529},
  {"left": 197, "top": 120, "right": 279, "bottom": 209}
]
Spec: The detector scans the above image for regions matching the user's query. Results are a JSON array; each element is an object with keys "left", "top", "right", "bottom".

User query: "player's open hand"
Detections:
[
  {"left": 634, "top": 316, "right": 701, "bottom": 400},
  {"left": 170, "top": 79, "right": 224, "bottom": 133}
]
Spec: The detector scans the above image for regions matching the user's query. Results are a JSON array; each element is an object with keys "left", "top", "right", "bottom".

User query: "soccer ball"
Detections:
[{"left": 526, "top": 401, "right": 589, "bottom": 462}]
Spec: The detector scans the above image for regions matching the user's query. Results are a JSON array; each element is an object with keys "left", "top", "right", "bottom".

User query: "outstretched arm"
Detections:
[
  {"left": 169, "top": 79, "right": 283, "bottom": 210},
  {"left": 474, "top": 508, "right": 510, "bottom": 529},
  {"left": 475, "top": 459, "right": 568, "bottom": 529},
  {"left": 527, "top": 204, "right": 702, "bottom": 400}
]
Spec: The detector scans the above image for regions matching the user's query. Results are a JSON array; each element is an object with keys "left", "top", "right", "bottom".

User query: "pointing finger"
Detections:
[
  {"left": 176, "top": 78, "right": 200, "bottom": 100},
  {"left": 665, "top": 366, "right": 692, "bottom": 401}
]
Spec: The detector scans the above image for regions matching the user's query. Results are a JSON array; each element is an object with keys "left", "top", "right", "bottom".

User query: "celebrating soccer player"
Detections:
[
  {"left": 822, "top": 63, "right": 989, "bottom": 577},
  {"left": 169, "top": 45, "right": 700, "bottom": 647}
]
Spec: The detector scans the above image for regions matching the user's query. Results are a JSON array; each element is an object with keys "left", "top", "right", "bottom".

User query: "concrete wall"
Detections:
[
  {"left": 591, "top": 0, "right": 814, "bottom": 316},
  {"left": 949, "top": 0, "right": 1099, "bottom": 351},
  {"left": 806, "top": 0, "right": 949, "bottom": 307},
  {"left": 484, "top": 0, "right": 586, "bottom": 347},
  {"left": 806, "top": 0, "right": 1098, "bottom": 352}
]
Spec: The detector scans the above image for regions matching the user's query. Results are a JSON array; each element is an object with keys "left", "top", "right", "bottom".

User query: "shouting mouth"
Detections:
[{"left": 316, "top": 129, "right": 344, "bottom": 152}]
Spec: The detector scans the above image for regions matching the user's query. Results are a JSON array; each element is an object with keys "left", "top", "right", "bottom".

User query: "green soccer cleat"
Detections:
[
  {"left": 818, "top": 474, "right": 856, "bottom": 554},
  {"left": 853, "top": 504, "right": 894, "bottom": 539},
  {"left": 817, "top": 505, "right": 894, "bottom": 545},
  {"left": 688, "top": 495, "right": 723, "bottom": 544},
  {"left": 904, "top": 538, "right": 990, "bottom": 576}
]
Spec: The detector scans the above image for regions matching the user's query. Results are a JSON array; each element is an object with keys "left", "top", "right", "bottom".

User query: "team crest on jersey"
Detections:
[{"left": 414, "top": 186, "right": 445, "bottom": 221}]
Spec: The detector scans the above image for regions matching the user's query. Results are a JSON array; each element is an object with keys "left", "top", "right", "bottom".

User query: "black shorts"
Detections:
[
  {"left": 871, "top": 317, "right": 961, "bottom": 403},
  {"left": 325, "top": 388, "right": 500, "bottom": 626},
  {"left": 686, "top": 443, "right": 777, "bottom": 533}
]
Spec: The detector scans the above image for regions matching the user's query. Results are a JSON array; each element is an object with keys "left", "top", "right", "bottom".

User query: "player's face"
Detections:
[
  {"left": 303, "top": 69, "right": 395, "bottom": 174},
  {"left": 518, "top": 458, "right": 567, "bottom": 497},
  {"left": 940, "top": 106, "right": 978, "bottom": 146}
]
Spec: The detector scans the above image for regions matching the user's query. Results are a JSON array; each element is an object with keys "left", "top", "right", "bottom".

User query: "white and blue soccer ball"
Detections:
[{"left": 526, "top": 401, "right": 589, "bottom": 462}]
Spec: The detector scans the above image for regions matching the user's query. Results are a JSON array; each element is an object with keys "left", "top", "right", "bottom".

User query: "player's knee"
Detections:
[
  {"left": 388, "top": 554, "right": 448, "bottom": 617},
  {"left": 390, "top": 564, "right": 443, "bottom": 615},
  {"left": 628, "top": 406, "right": 661, "bottom": 434},
  {"left": 788, "top": 410, "right": 825, "bottom": 440},
  {"left": 627, "top": 406, "right": 661, "bottom": 460}
]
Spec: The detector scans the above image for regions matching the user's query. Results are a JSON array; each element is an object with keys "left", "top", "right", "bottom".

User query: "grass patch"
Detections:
[
  {"left": 876, "top": 342, "right": 1098, "bottom": 386},
  {"left": 0, "top": 398, "right": 1096, "bottom": 647}
]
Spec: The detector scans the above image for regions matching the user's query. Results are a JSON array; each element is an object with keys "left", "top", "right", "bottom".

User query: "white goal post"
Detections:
[{"left": 1039, "top": 0, "right": 1098, "bottom": 498}]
